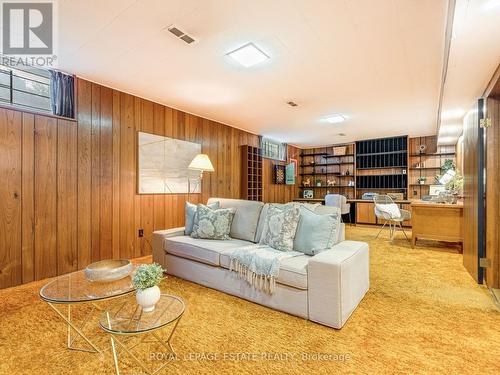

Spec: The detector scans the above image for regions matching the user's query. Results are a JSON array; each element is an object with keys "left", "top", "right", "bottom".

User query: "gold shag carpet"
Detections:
[{"left": 1, "top": 226, "right": 499, "bottom": 375}]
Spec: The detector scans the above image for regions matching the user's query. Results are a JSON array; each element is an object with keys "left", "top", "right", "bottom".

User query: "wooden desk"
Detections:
[{"left": 411, "top": 201, "right": 463, "bottom": 248}]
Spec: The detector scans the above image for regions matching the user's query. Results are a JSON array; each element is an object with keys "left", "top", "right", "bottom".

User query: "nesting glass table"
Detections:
[{"left": 100, "top": 294, "right": 185, "bottom": 375}]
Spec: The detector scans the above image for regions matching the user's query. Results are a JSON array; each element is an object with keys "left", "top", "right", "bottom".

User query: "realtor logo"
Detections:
[{"left": 2, "top": 2, "right": 53, "bottom": 54}]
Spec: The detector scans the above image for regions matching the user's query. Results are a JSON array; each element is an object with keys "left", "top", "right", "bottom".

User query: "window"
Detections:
[
  {"left": 0, "top": 63, "right": 51, "bottom": 113},
  {"left": 261, "top": 137, "right": 287, "bottom": 161}
]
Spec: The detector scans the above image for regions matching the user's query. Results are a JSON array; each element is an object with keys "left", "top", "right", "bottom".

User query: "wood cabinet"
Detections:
[
  {"left": 411, "top": 201, "right": 463, "bottom": 248},
  {"left": 356, "top": 202, "right": 377, "bottom": 224},
  {"left": 240, "top": 145, "right": 262, "bottom": 201}
]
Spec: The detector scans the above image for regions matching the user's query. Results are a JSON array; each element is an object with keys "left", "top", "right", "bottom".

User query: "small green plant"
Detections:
[
  {"left": 441, "top": 159, "right": 455, "bottom": 173},
  {"left": 445, "top": 170, "right": 464, "bottom": 195},
  {"left": 132, "top": 263, "right": 164, "bottom": 290},
  {"left": 417, "top": 176, "right": 427, "bottom": 183},
  {"left": 315, "top": 178, "right": 322, "bottom": 186}
]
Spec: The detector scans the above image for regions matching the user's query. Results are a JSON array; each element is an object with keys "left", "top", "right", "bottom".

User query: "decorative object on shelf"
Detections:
[
  {"left": 310, "top": 160, "right": 316, "bottom": 165},
  {"left": 315, "top": 178, "right": 322, "bottom": 187},
  {"left": 303, "top": 190, "right": 314, "bottom": 199},
  {"left": 333, "top": 146, "right": 347, "bottom": 156},
  {"left": 274, "top": 164, "right": 286, "bottom": 184},
  {"left": 188, "top": 153, "right": 215, "bottom": 202},
  {"left": 348, "top": 180, "right": 355, "bottom": 187},
  {"left": 417, "top": 176, "right": 426, "bottom": 185},
  {"left": 326, "top": 179, "right": 336, "bottom": 187},
  {"left": 402, "top": 169, "right": 407, "bottom": 175},
  {"left": 345, "top": 170, "right": 350, "bottom": 176},
  {"left": 84, "top": 259, "right": 133, "bottom": 283},
  {"left": 303, "top": 177, "right": 311, "bottom": 187},
  {"left": 288, "top": 157, "right": 298, "bottom": 177},
  {"left": 285, "top": 162, "right": 295, "bottom": 185},
  {"left": 133, "top": 263, "right": 165, "bottom": 312},
  {"left": 418, "top": 144, "right": 426, "bottom": 154},
  {"left": 138, "top": 132, "right": 201, "bottom": 194}
]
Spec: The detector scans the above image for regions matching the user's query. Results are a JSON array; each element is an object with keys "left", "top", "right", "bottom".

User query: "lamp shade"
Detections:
[{"left": 188, "top": 154, "right": 214, "bottom": 172}]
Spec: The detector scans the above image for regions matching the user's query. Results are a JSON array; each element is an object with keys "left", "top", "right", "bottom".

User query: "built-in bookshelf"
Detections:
[
  {"left": 355, "top": 136, "right": 408, "bottom": 199},
  {"left": 408, "top": 136, "right": 456, "bottom": 199},
  {"left": 240, "top": 145, "right": 262, "bottom": 201},
  {"left": 298, "top": 143, "right": 356, "bottom": 199}
]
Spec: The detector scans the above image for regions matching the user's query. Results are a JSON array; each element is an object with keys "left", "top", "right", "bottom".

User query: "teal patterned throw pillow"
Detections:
[
  {"left": 191, "top": 204, "right": 236, "bottom": 240},
  {"left": 259, "top": 203, "right": 301, "bottom": 251}
]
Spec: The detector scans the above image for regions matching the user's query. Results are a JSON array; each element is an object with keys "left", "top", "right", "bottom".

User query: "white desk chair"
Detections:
[
  {"left": 373, "top": 195, "right": 410, "bottom": 241},
  {"left": 325, "top": 194, "right": 351, "bottom": 224}
]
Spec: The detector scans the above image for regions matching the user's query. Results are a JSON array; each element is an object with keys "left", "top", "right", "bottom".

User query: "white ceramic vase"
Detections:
[{"left": 136, "top": 285, "right": 161, "bottom": 312}]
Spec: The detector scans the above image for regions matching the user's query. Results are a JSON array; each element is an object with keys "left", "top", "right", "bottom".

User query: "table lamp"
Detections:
[{"left": 187, "top": 154, "right": 214, "bottom": 202}]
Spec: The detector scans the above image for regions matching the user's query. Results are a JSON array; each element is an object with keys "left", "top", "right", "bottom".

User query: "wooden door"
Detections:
[
  {"left": 486, "top": 97, "right": 500, "bottom": 288},
  {"left": 463, "top": 100, "right": 483, "bottom": 283}
]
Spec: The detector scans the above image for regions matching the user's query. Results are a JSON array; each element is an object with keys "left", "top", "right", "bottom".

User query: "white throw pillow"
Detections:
[
  {"left": 191, "top": 204, "right": 236, "bottom": 240},
  {"left": 259, "top": 203, "right": 301, "bottom": 251},
  {"left": 185, "top": 201, "right": 220, "bottom": 235},
  {"left": 294, "top": 206, "right": 340, "bottom": 255}
]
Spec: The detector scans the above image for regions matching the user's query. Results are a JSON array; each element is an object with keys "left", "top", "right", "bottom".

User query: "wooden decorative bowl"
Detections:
[{"left": 84, "top": 259, "right": 133, "bottom": 282}]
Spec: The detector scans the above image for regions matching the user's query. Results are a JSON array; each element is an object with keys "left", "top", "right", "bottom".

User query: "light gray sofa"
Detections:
[{"left": 153, "top": 198, "right": 369, "bottom": 329}]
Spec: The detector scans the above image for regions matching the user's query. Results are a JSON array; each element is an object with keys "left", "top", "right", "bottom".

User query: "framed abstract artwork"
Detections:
[{"left": 137, "top": 131, "right": 201, "bottom": 194}]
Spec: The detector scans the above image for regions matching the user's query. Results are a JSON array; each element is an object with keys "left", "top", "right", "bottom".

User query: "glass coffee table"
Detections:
[
  {"left": 40, "top": 270, "right": 135, "bottom": 353},
  {"left": 100, "top": 294, "right": 185, "bottom": 375}
]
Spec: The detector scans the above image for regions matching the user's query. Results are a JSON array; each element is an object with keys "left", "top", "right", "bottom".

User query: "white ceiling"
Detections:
[
  {"left": 438, "top": 0, "right": 500, "bottom": 145},
  {"left": 57, "top": 0, "right": 451, "bottom": 146}
]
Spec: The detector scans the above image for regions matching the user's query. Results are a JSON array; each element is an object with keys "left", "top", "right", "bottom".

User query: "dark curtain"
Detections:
[{"left": 49, "top": 70, "right": 75, "bottom": 118}]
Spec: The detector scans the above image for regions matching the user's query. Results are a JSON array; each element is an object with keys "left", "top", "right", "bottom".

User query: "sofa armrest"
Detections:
[
  {"left": 152, "top": 227, "right": 185, "bottom": 267},
  {"left": 308, "top": 241, "right": 369, "bottom": 328}
]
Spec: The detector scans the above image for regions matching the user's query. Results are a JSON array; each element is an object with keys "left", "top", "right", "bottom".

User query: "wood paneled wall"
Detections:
[
  {"left": 262, "top": 145, "right": 299, "bottom": 203},
  {"left": 0, "top": 78, "right": 299, "bottom": 289}
]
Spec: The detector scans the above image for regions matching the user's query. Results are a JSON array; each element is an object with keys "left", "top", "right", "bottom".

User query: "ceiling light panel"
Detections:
[
  {"left": 323, "top": 114, "right": 346, "bottom": 124},
  {"left": 227, "top": 43, "right": 270, "bottom": 68}
]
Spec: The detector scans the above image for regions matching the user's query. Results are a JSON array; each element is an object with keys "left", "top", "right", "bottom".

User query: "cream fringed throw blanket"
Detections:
[{"left": 229, "top": 245, "right": 301, "bottom": 294}]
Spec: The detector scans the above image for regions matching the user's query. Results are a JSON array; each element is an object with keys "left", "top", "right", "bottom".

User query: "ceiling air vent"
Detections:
[
  {"left": 167, "top": 25, "right": 196, "bottom": 44},
  {"left": 287, "top": 101, "right": 298, "bottom": 107}
]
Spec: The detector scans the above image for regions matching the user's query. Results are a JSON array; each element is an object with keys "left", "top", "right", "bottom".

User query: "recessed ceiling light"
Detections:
[
  {"left": 323, "top": 114, "right": 346, "bottom": 124},
  {"left": 338, "top": 133, "right": 346, "bottom": 136},
  {"left": 226, "top": 43, "right": 269, "bottom": 68}
]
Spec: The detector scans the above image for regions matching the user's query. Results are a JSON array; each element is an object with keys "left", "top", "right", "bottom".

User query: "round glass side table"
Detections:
[{"left": 100, "top": 294, "right": 185, "bottom": 375}]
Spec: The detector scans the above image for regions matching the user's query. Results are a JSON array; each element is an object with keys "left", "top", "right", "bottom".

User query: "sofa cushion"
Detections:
[
  {"left": 259, "top": 203, "right": 301, "bottom": 251},
  {"left": 220, "top": 252, "right": 310, "bottom": 290},
  {"left": 208, "top": 198, "right": 264, "bottom": 242},
  {"left": 255, "top": 203, "right": 270, "bottom": 243},
  {"left": 294, "top": 206, "right": 340, "bottom": 255},
  {"left": 191, "top": 205, "right": 236, "bottom": 240},
  {"left": 164, "top": 236, "right": 251, "bottom": 266},
  {"left": 185, "top": 201, "right": 220, "bottom": 235}
]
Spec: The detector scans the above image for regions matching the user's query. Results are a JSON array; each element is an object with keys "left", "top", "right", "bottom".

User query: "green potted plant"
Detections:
[
  {"left": 445, "top": 170, "right": 464, "bottom": 203},
  {"left": 315, "top": 178, "right": 322, "bottom": 187},
  {"left": 133, "top": 263, "right": 165, "bottom": 312},
  {"left": 417, "top": 176, "right": 427, "bottom": 185}
]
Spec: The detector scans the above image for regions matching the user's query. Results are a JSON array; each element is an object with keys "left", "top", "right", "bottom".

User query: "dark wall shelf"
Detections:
[{"left": 409, "top": 152, "right": 456, "bottom": 157}]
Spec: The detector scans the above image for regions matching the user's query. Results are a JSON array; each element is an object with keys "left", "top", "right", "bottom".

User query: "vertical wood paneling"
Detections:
[
  {"left": 99, "top": 87, "right": 113, "bottom": 261},
  {"left": 77, "top": 78, "right": 92, "bottom": 269},
  {"left": 21, "top": 113, "right": 34, "bottom": 284},
  {"left": 140, "top": 100, "right": 154, "bottom": 256},
  {"left": 120, "top": 93, "right": 135, "bottom": 260},
  {"left": 57, "top": 119, "right": 78, "bottom": 275},
  {"left": 0, "top": 109, "right": 22, "bottom": 288},
  {"left": 111, "top": 90, "right": 121, "bottom": 260},
  {"left": 0, "top": 77, "right": 301, "bottom": 288},
  {"left": 34, "top": 115, "right": 57, "bottom": 280},
  {"left": 90, "top": 83, "right": 101, "bottom": 262}
]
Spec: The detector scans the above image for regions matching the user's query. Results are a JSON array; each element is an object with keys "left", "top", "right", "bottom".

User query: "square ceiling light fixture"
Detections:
[
  {"left": 324, "top": 114, "right": 347, "bottom": 124},
  {"left": 227, "top": 43, "right": 269, "bottom": 67}
]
